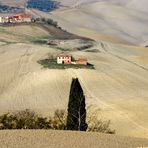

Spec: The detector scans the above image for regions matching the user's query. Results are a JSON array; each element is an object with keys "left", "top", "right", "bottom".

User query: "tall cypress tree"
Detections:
[{"left": 66, "top": 78, "right": 88, "bottom": 131}]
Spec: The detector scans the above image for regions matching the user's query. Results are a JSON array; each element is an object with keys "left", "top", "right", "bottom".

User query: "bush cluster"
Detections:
[
  {"left": 0, "top": 109, "right": 115, "bottom": 134},
  {"left": 0, "top": 109, "right": 65, "bottom": 130},
  {"left": 0, "top": 110, "right": 50, "bottom": 129},
  {"left": 40, "top": 18, "right": 58, "bottom": 27}
]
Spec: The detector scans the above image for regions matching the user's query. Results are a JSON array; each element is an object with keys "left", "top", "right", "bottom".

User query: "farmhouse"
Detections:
[
  {"left": 13, "top": 13, "right": 32, "bottom": 23},
  {"left": 0, "top": 16, "right": 9, "bottom": 23},
  {"left": 0, "top": 13, "right": 32, "bottom": 24},
  {"left": 57, "top": 54, "right": 88, "bottom": 65},
  {"left": 76, "top": 58, "right": 87, "bottom": 65},
  {"left": 57, "top": 54, "right": 72, "bottom": 64}
]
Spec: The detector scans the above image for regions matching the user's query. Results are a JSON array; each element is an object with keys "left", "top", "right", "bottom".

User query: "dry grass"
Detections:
[
  {"left": 0, "top": 24, "right": 50, "bottom": 43},
  {"left": 0, "top": 24, "right": 148, "bottom": 139}
]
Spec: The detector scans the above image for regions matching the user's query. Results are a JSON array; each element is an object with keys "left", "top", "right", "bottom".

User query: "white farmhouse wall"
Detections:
[
  {"left": 57, "top": 57, "right": 63, "bottom": 64},
  {"left": 57, "top": 55, "right": 72, "bottom": 64},
  {"left": 0, "top": 17, "right": 2, "bottom": 23}
]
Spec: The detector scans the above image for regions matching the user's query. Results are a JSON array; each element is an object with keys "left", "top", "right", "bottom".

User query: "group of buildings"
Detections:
[
  {"left": 57, "top": 54, "right": 87, "bottom": 65},
  {"left": 0, "top": 13, "right": 32, "bottom": 24}
]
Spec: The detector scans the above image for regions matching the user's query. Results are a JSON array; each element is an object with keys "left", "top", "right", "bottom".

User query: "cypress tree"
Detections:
[{"left": 66, "top": 78, "right": 87, "bottom": 131}]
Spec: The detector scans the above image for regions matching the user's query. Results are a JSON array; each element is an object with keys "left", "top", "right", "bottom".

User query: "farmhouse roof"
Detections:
[{"left": 14, "top": 13, "right": 31, "bottom": 18}]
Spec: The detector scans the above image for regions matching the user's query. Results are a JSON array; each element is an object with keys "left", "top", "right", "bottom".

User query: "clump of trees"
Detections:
[
  {"left": 35, "top": 17, "right": 58, "bottom": 27},
  {"left": 0, "top": 109, "right": 51, "bottom": 129},
  {"left": 67, "top": 78, "right": 87, "bottom": 131},
  {"left": 34, "top": 17, "right": 58, "bottom": 27},
  {"left": 0, "top": 109, "right": 66, "bottom": 130},
  {"left": 41, "top": 18, "right": 58, "bottom": 27},
  {"left": 0, "top": 108, "right": 114, "bottom": 134},
  {"left": 87, "top": 108, "right": 115, "bottom": 134},
  {"left": 66, "top": 78, "right": 115, "bottom": 133},
  {"left": 0, "top": 78, "right": 115, "bottom": 134}
]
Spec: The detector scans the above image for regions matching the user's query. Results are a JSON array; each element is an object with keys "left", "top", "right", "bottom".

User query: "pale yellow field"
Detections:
[
  {"left": 0, "top": 25, "right": 148, "bottom": 139},
  {"left": 0, "top": 130, "right": 148, "bottom": 148},
  {"left": 0, "top": 25, "right": 49, "bottom": 43}
]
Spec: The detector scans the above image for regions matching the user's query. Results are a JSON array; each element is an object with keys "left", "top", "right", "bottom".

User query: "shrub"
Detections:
[
  {"left": 46, "top": 18, "right": 58, "bottom": 27},
  {"left": 0, "top": 109, "right": 51, "bottom": 129},
  {"left": 0, "top": 109, "right": 66, "bottom": 130},
  {"left": 0, "top": 109, "right": 115, "bottom": 134},
  {"left": 87, "top": 108, "right": 115, "bottom": 134},
  {"left": 66, "top": 78, "right": 88, "bottom": 131},
  {"left": 39, "top": 17, "right": 58, "bottom": 27},
  {"left": 51, "top": 109, "right": 66, "bottom": 130},
  {"left": 87, "top": 119, "right": 115, "bottom": 134},
  {"left": 32, "top": 39, "right": 48, "bottom": 44}
]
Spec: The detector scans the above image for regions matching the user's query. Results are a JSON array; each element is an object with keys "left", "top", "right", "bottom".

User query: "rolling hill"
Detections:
[
  {"left": 49, "top": 0, "right": 148, "bottom": 45},
  {"left": 1, "top": 0, "right": 148, "bottom": 45},
  {"left": 0, "top": 0, "right": 148, "bottom": 140},
  {"left": 0, "top": 24, "right": 148, "bottom": 138}
]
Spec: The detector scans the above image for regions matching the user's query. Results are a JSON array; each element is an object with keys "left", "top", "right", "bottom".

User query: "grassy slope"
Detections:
[
  {"left": 0, "top": 24, "right": 148, "bottom": 138},
  {"left": 0, "top": 24, "right": 50, "bottom": 43}
]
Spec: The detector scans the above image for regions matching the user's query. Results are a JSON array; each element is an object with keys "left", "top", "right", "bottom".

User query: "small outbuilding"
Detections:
[{"left": 76, "top": 58, "right": 87, "bottom": 65}]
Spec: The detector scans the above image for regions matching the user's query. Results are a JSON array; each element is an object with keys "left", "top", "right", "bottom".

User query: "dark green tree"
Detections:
[{"left": 66, "top": 78, "right": 88, "bottom": 131}]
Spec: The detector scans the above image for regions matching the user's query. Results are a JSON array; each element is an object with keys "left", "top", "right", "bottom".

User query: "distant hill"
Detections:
[
  {"left": 56, "top": 0, "right": 148, "bottom": 13},
  {"left": 49, "top": 0, "right": 148, "bottom": 45}
]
